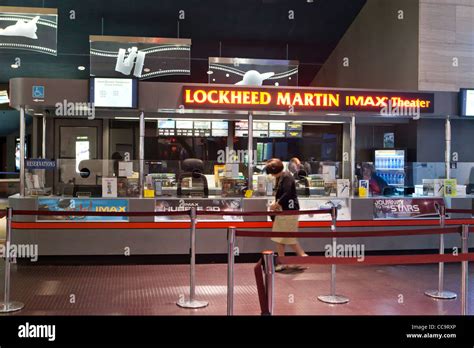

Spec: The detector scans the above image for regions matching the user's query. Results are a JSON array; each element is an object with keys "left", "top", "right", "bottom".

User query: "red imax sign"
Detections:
[{"left": 182, "top": 86, "right": 434, "bottom": 113}]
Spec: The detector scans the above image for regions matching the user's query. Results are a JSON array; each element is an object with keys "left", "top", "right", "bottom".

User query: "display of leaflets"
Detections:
[
  {"left": 117, "top": 178, "right": 140, "bottom": 197},
  {"left": 102, "top": 177, "right": 118, "bottom": 197},
  {"left": 359, "top": 180, "right": 369, "bottom": 197},
  {"left": 118, "top": 161, "right": 134, "bottom": 177},
  {"left": 337, "top": 179, "right": 350, "bottom": 198},
  {"left": 444, "top": 179, "right": 457, "bottom": 197}
]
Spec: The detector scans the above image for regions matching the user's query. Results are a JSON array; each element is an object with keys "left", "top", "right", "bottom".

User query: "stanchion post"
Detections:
[
  {"left": 461, "top": 225, "right": 469, "bottom": 315},
  {"left": 227, "top": 226, "right": 236, "bottom": 316},
  {"left": 0, "top": 207, "right": 24, "bottom": 313},
  {"left": 425, "top": 205, "right": 457, "bottom": 299},
  {"left": 176, "top": 207, "right": 209, "bottom": 309},
  {"left": 262, "top": 250, "right": 275, "bottom": 315},
  {"left": 317, "top": 206, "right": 349, "bottom": 304}
]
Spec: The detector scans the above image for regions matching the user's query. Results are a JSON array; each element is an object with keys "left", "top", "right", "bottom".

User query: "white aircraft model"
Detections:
[
  {"left": 235, "top": 70, "right": 275, "bottom": 86},
  {"left": 0, "top": 16, "right": 40, "bottom": 39}
]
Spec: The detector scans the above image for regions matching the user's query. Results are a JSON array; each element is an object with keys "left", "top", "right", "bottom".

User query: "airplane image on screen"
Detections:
[{"left": 0, "top": 15, "right": 40, "bottom": 39}]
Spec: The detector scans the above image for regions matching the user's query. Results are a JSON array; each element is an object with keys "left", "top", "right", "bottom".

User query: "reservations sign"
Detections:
[
  {"left": 373, "top": 198, "right": 445, "bottom": 219},
  {"left": 182, "top": 86, "right": 435, "bottom": 113},
  {"left": 155, "top": 198, "right": 242, "bottom": 222},
  {"left": 25, "top": 158, "right": 56, "bottom": 170}
]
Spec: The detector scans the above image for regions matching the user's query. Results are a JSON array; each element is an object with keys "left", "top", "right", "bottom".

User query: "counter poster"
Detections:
[
  {"left": 154, "top": 198, "right": 242, "bottom": 222},
  {"left": 37, "top": 198, "right": 129, "bottom": 222},
  {"left": 373, "top": 198, "right": 444, "bottom": 219},
  {"left": 288, "top": 198, "right": 351, "bottom": 221}
]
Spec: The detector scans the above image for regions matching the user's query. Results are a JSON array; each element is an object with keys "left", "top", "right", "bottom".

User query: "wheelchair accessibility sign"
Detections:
[{"left": 32, "top": 86, "right": 45, "bottom": 100}]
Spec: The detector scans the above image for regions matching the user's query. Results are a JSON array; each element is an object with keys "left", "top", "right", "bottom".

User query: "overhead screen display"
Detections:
[
  {"left": 90, "top": 78, "right": 137, "bottom": 108},
  {"left": 460, "top": 89, "right": 474, "bottom": 117},
  {"left": 157, "top": 120, "right": 229, "bottom": 137}
]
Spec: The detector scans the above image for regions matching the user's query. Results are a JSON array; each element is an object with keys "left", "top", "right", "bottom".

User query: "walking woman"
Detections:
[{"left": 265, "top": 158, "right": 308, "bottom": 272}]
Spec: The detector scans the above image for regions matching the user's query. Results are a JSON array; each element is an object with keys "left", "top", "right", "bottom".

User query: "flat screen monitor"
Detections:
[
  {"left": 212, "top": 121, "right": 229, "bottom": 137},
  {"left": 460, "top": 88, "right": 474, "bottom": 116},
  {"left": 90, "top": 78, "right": 138, "bottom": 108},
  {"left": 269, "top": 122, "right": 286, "bottom": 137},
  {"left": 176, "top": 120, "right": 193, "bottom": 136},
  {"left": 158, "top": 120, "right": 175, "bottom": 129},
  {"left": 253, "top": 122, "right": 269, "bottom": 138},
  {"left": 235, "top": 121, "right": 248, "bottom": 137},
  {"left": 286, "top": 122, "right": 303, "bottom": 138}
]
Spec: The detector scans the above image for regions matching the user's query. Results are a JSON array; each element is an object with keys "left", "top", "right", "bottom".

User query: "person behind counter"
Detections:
[
  {"left": 266, "top": 158, "right": 308, "bottom": 272},
  {"left": 288, "top": 157, "right": 311, "bottom": 178},
  {"left": 361, "top": 163, "right": 388, "bottom": 195}
]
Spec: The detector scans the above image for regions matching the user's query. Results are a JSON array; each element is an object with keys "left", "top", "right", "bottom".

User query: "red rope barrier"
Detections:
[
  {"left": 236, "top": 226, "right": 462, "bottom": 239},
  {"left": 277, "top": 252, "right": 474, "bottom": 266},
  {"left": 446, "top": 208, "right": 474, "bottom": 215},
  {"left": 197, "top": 209, "right": 332, "bottom": 216},
  {"left": 254, "top": 259, "right": 269, "bottom": 315}
]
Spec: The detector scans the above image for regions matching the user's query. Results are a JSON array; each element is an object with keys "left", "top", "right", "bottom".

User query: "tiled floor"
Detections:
[{"left": 0, "top": 261, "right": 472, "bottom": 315}]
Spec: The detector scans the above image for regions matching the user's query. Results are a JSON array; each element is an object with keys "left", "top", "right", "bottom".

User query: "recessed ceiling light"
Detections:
[
  {"left": 143, "top": 68, "right": 151, "bottom": 73},
  {"left": 212, "top": 78, "right": 216, "bottom": 82},
  {"left": 226, "top": 73, "right": 230, "bottom": 77},
  {"left": 77, "top": 66, "right": 85, "bottom": 71},
  {"left": 207, "top": 70, "right": 213, "bottom": 75},
  {"left": 326, "top": 113, "right": 340, "bottom": 116},
  {"left": 288, "top": 77, "right": 292, "bottom": 80},
  {"left": 11, "top": 64, "right": 19, "bottom": 69},
  {"left": 274, "top": 82, "right": 279, "bottom": 86}
]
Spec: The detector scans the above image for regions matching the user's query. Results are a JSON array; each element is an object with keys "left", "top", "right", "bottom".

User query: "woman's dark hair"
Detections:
[{"left": 265, "top": 158, "right": 284, "bottom": 175}]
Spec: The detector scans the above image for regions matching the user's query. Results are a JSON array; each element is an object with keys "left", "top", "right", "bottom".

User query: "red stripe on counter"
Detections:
[{"left": 10, "top": 218, "right": 474, "bottom": 230}]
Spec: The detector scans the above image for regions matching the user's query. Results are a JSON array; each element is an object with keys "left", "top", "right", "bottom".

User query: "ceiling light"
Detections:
[
  {"left": 77, "top": 66, "right": 85, "bottom": 71},
  {"left": 212, "top": 78, "right": 216, "bottom": 82},
  {"left": 207, "top": 70, "right": 213, "bottom": 75},
  {"left": 11, "top": 64, "right": 19, "bottom": 69},
  {"left": 274, "top": 82, "right": 279, "bottom": 86},
  {"left": 143, "top": 68, "right": 151, "bottom": 73},
  {"left": 326, "top": 113, "right": 340, "bottom": 116},
  {"left": 34, "top": 113, "right": 43, "bottom": 116},
  {"left": 226, "top": 73, "right": 230, "bottom": 77}
]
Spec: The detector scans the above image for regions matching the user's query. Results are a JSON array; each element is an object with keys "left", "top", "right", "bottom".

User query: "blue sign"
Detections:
[
  {"left": 32, "top": 86, "right": 45, "bottom": 99},
  {"left": 25, "top": 159, "right": 56, "bottom": 170},
  {"left": 37, "top": 198, "right": 129, "bottom": 222}
]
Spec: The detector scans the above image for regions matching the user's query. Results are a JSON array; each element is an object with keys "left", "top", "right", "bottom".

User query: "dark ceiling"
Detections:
[{"left": 0, "top": 0, "right": 366, "bottom": 86}]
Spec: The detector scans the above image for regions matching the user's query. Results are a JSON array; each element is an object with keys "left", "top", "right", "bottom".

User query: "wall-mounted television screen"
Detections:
[
  {"left": 90, "top": 78, "right": 138, "bottom": 108},
  {"left": 460, "top": 88, "right": 474, "bottom": 117}
]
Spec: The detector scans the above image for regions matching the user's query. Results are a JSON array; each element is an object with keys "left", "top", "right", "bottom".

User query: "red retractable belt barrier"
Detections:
[
  {"left": 277, "top": 253, "right": 474, "bottom": 266},
  {"left": 254, "top": 259, "right": 270, "bottom": 315},
  {"left": 446, "top": 208, "right": 474, "bottom": 215},
  {"left": 236, "top": 226, "right": 463, "bottom": 239}
]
